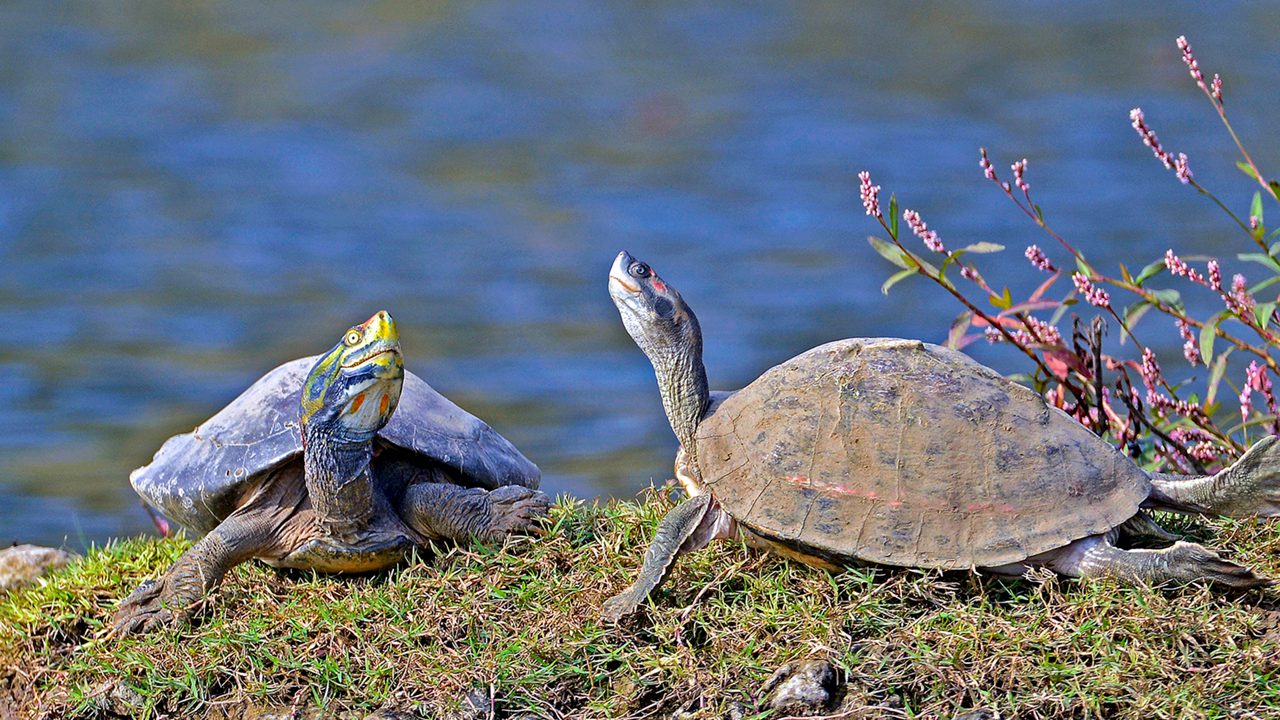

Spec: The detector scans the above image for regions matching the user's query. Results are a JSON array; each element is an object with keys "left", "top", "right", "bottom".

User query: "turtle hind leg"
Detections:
[
  {"left": 601, "top": 493, "right": 736, "bottom": 622},
  {"left": 1147, "top": 435, "right": 1280, "bottom": 518},
  {"left": 1043, "top": 533, "right": 1270, "bottom": 589},
  {"left": 398, "top": 483, "right": 551, "bottom": 545}
]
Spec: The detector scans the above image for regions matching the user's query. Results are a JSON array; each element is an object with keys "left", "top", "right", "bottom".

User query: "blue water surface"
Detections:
[{"left": 0, "top": 1, "right": 1277, "bottom": 547}]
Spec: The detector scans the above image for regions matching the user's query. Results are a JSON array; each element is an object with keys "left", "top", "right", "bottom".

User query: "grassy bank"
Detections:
[{"left": 3, "top": 493, "right": 1280, "bottom": 719}]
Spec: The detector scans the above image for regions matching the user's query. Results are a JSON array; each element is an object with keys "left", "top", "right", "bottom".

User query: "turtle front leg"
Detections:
[
  {"left": 112, "top": 511, "right": 278, "bottom": 636},
  {"left": 601, "top": 493, "right": 736, "bottom": 622},
  {"left": 399, "top": 483, "right": 551, "bottom": 544},
  {"left": 1147, "top": 436, "right": 1280, "bottom": 518}
]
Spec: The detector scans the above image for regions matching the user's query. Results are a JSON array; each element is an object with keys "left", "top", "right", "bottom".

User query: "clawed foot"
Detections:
[
  {"left": 480, "top": 486, "right": 552, "bottom": 542},
  {"left": 600, "top": 588, "right": 644, "bottom": 623},
  {"left": 111, "top": 578, "right": 190, "bottom": 636},
  {"left": 1168, "top": 541, "right": 1271, "bottom": 589}
]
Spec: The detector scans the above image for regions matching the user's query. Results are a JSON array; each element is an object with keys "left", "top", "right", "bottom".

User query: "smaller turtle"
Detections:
[
  {"left": 113, "top": 311, "right": 550, "bottom": 634},
  {"left": 602, "top": 251, "right": 1277, "bottom": 620}
]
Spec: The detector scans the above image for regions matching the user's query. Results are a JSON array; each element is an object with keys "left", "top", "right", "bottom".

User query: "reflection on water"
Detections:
[{"left": 1, "top": 1, "right": 1278, "bottom": 546}]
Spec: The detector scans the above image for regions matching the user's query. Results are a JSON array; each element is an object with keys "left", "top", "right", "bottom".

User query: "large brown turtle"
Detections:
[
  {"left": 113, "top": 310, "right": 549, "bottom": 634},
  {"left": 602, "top": 251, "right": 1278, "bottom": 620}
]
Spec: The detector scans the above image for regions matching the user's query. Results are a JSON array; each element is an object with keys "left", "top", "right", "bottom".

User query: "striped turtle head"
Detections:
[{"left": 300, "top": 310, "right": 404, "bottom": 443}]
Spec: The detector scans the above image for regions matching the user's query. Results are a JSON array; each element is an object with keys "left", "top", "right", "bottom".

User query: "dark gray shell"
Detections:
[
  {"left": 695, "top": 338, "right": 1149, "bottom": 569},
  {"left": 131, "top": 356, "right": 540, "bottom": 533}
]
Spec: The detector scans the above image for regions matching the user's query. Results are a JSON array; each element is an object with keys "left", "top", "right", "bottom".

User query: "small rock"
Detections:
[
  {"left": 0, "top": 545, "right": 73, "bottom": 592},
  {"left": 762, "top": 659, "right": 839, "bottom": 716},
  {"left": 437, "top": 687, "right": 494, "bottom": 720}
]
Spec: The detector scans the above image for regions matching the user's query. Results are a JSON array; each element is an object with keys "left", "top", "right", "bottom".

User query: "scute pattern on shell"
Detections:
[
  {"left": 695, "top": 339, "right": 1149, "bottom": 568},
  {"left": 130, "top": 356, "right": 540, "bottom": 534}
]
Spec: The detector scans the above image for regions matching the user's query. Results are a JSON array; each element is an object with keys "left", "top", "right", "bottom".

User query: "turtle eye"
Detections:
[
  {"left": 345, "top": 330, "right": 362, "bottom": 346},
  {"left": 628, "top": 262, "right": 651, "bottom": 279}
]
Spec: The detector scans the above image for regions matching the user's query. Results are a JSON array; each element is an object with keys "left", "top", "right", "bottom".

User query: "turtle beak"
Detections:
[{"left": 609, "top": 251, "right": 641, "bottom": 296}]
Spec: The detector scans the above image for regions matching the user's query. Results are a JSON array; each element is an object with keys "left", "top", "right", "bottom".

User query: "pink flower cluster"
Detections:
[
  {"left": 1225, "top": 273, "right": 1255, "bottom": 317},
  {"left": 1072, "top": 272, "right": 1110, "bottom": 308},
  {"left": 1176, "top": 35, "right": 1221, "bottom": 106},
  {"left": 1129, "top": 108, "right": 1174, "bottom": 170},
  {"left": 1174, "top": 153, "right": 1193, "bottom": 184},
  {"left": 1024, "top": 244, "right": 1055, "bottom": 273},
  {"left": 1011, "top": 159, "right": 1030, "bottom": 194},
  {"left": 1139, "top": 347, "right": 1162, "bottom": 392},
  {"left": 1207, "top": 259, "right": 1222, "bottom": 292},
  {"left": 1164, "top": 249, "right": 1204, "bottom": 284},
  {"left": 903, "top": 209, "right": 945, "bottom": 253},
  {"left": 1240, "top": 361, "right": 1278, "bottom": 428},
  {"left": 1169, "top": 428, "right": 1222, "bottom": 464},
  {"left": 1137, "top": 346, "right": 1204, "bottom": 418},
  {"left": 1176, "top": 319, "right": 1199, "bottom": 365},
  {"left": 1146, "top": 389, "right": 1205, "bottom": 420},
  {"left": 980, "top": 149, "right": 997, "bottom": 181},
  {"left": 858, "top": 171, "right": 881, "bottom": 219},
  {"left": 1024, "top": 316, "right": 1062, "bottom": 345}
]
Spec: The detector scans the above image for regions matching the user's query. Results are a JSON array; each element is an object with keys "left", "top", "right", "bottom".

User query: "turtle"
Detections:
[
  {"left": 113, "top": 310, "right": 550, "bottom": 634},
  {"left": 601, "top": 250, "right": 1279, "bottom": 620}
]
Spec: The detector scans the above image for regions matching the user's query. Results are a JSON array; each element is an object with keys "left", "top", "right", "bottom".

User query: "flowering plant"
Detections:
[{"left": 862, "top": 36, "right": 1280, "bottom": 474}]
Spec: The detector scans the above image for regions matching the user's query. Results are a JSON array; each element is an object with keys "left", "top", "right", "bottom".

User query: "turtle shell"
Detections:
[
  {"left": 131, "top": 356, "right": 540, "bottom": 534},
  {"left": 694, "top": 338, "right": 1149, "bottom": 569}
]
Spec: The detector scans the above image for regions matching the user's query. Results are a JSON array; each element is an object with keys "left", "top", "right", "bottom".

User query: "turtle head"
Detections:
[
  {"left": 609, "top": 251, "right": 710, "bottom": 465},
  {"left": 608, "top": 250, "right": 702, "bottom": 362},
  {"left": 300, "top": 310, "right": 404, "bottom": 444}
]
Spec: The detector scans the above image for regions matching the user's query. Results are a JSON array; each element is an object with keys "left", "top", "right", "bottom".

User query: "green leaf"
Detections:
[
  {"left": 1206, "top": 348, "right": 1234, "bottom": 406},
  {"left": 1074, "top": 256, "right": 1096, "bottom": 277},
  {"left": 1237, "top": 252, "right": 1280, "bottom": 273},
  {"left": 958, "top": 242, "right": 1005, "bottom": 254},
  {"left": 1148, "top": 288, "right": 1185, "bottom": 313},
  {"left": 1272, "top": 180, "right": 1280, "bottom": 197},
  {"left": 1120, "top": 301, "right": 1152, "bottom": 345},
  {"left": 888, "top": 194, "right": 899, "bottom": 240},
  {"left": 989, "top": 287, "right": 1013, "bottom": 310},
  {"left": 868, "top": 236, "right": 911, "bottom": 270},
  {"left": 1252, "top": 191, "right": 1265, "bottom": 225},
  {"left": 1132, "top": 258, "right": 1166, "bottom": 287},
  {"left": 881, "top": 268, "right": 917, "bottom": 295},
  {"left": 1119, "top": 263, "right": 1133, "bottom": 284},
  {"left": 1256, "top": 301, "right": 1278, "bottom": 328},
  {"left": 902, "top": 249, "right": 954, "bottom": 290},
  {"left": 1250, "top": 275, "right": 1280, "bottom": 295},
  {"left": 1238, "top": 161, "right": 1261, "bottom": 181},
  {"left": 946, "top": 311, "right": 973, "bottom": 349},
  {"left": 1049, "top": 297, "right": 1076, "bottom": 325},
  {"left": 1200, "top": 312, "right": 1224, "bottom": 365}
]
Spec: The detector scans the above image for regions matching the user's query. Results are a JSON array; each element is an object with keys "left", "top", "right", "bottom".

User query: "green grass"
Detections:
[{"left": 2, "top": 493, "right": 1280, "bottom": 719}]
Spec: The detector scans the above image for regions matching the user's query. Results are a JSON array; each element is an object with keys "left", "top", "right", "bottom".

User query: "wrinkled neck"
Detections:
[
  {"left": 647, "top": 335, "right": 710, "bottom": 475},
  {"left": 303, "top": 424, "right": 375, "bottom": 538}
]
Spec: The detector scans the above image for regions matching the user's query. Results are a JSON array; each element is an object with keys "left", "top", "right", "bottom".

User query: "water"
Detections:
[{"left": 1, "top": 1, "right": 1278, "bottom": 548}]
